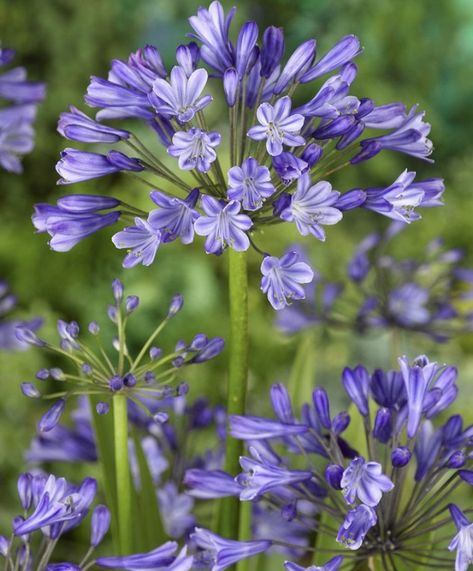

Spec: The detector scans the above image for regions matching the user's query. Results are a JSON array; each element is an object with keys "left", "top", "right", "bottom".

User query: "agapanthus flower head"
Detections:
[
  {"left": 18, "top": 279, "right": 224, "bottom": 428},
  {"left": 1, "top": 470, "right": 191, "bottom": 570},
  {"left": 0, "top": 279, "right": 42, "bottom": 351},
  {"left": 0, "top": 47, "right": 45, "bottom": 172},
  {"left": 37, "top": 1, "right": 443, "bottom": 310},
  {"left": 277, "top": 222, "right": 473, "bottom": 337},
  {"left": 186, "top": 355, "right": 473, "bottom": 569}
]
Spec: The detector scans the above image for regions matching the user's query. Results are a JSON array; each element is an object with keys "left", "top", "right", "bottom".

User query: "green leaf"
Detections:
[
  {"left": 89, "top": 395, "right": 119, "bottom": 552},
  {"left": 131, "top": 430, "right": 167, "bottom": 551}
]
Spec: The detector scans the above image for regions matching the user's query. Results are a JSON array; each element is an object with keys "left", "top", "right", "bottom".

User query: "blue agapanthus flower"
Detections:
[
  {"left": 0, "top": 47, "right": 45, "bottom": 172},
  {"left": 185, "top": 356, "right": 473, "bottom": 569},
  {"left": 34, "top": 1, "right": 444, "bottom": 309},
  {"left": 0, "top": 279, "right": 42, "bottom": 351},
  {"left": 17, "top": 278, "right": 224, "bottom": 431},
  {"left": 0, "top": 471, "right": 192, "bottom": 570},
  {"left": 277, "top": 222, "right": 473, "bottom": 339}
]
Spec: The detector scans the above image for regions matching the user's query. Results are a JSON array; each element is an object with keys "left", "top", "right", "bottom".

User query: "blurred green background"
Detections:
[{"left": 1, "top": 0, "right": 473, "bottom": 519}]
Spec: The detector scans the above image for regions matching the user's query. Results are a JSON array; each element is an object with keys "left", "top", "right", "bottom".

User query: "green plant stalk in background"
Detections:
[
  {"left": 219, "top": 249, "right": 249, "bottom": 544},
  {"left": 113, "top": 393, "right": 133, "bottom": 555}
]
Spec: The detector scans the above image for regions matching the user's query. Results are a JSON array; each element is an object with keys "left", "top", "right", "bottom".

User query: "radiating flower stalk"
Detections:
[
  {"left": 17, "top": 278, "right": 224, "bottom": 555},
  {"left": 31, "top": 0, "right": 445, "bottom": 543},
  {"left": 185, "top": 355, "right": 473, "bottom": 570}
]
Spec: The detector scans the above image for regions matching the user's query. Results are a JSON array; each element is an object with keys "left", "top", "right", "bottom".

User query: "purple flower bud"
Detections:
[
  {"left": 313, "top": 387, "right": 331, "bottom": 429},
  {"left": 88, "top": 320, "right": 100, "bottom": 334},
  {"left": 144, "top": 371, "right": 156, "bottom": 384},
  {"left": 236, "top": 22, "right": 259, "bottom": 78},
  {"left": 123, "top": 373, "right": 137, "bottom": 387},
  {"left": 342, "top": 366, "right": 370, "bottom": 416},
  {"left": 313, "top": 115, "right": 356, "bottom": 139},
  {"left": 153, "top": 412, "right": 169, "bottom": 424},
  {"left": 112, "top": 278, "right": 124, "bottom": 302},
  {"left": 175, "top": 339, "right": 187, "bottom": 352},
  {"left": 301, "top": 143, "right": 323, "bottom": 167},
  {"left": 274, "top": 40, "right": 316, "bottom": 94},
  {"left": 447, "top": 451, "right": 466, "bottom": 469},
  {"left": 0, "top": 536, "right": 9, "bottom": 557},
  {"left": 177, "top": 382, "right": 189, "bottom": 396},
  {"left": 190, "top": 333, "right": 209, "bottom": 350},
  {"left": 57, "top": 194, "right": 120, "bottom": 212},
  {"left": 261, "top": 26, "right": 285, "bottom": 78},
  {"left": 391, "top": 446, "right": 412, "bottom": 468},
  {"left": 332, "top": 411, "right": 350, "bottom": 435},
  {"left": 335, "top": 189, "right": 366, "bottom": 211},
  {"left": 272, "top": 192, "right": 292, "bottom": 217},
  {"left": 107, "top": 305, "right": 118, "bottom": 323},
  {"left": 325, "top": 464, "right": 344, "bottom": 490},
  {"left": 281, "top": 502, "right": 297, "bottom": 522},
  {"left": 90, "top": 505, "right": 111, "bottom": 547},
  {"left": 36, "top": 368, "right": 49, "bottom": 380},
  {"left": 373, "top": 408, "right": 393, "bottom": 443},
  {"left": 38, "top": 399, "right": 66, "bottom": 432},
  {"left": 21, "top": 383, "right": 40, "bottom": 398},
  {"left": 270, "top": 383, "right": 294, "bottom": 424},
  {"left": 176, "top": 42, "right": 200, "bottom": 76},
  {"left": 96, "top": 402, "right": 110, "bottom": 415},
  {"left": 50, "top": 367, "right": 64, "bottom": 380},
  {"left": 223, "top": 68, "right": 238, "bottom": 107},
  {"left": 458, "top": 469, "right": 473, "bottom": 485},
  {"left": 272, "top": 152, "right": 308, "bottom": 185},
  {"left": 17, "top": 473, "right": 33, "bottom": 510},
  {"left": 109, "top": 375, "right": 123, "bottom": 392},
  {"left": 82, "top": 363, "right": 93, "bottom": 375},
  {"left": 168, "top": 294, "right": 184, "bottom": 317},
  {"left": 173, "top": 356, "right": 185, "bottom": 368},
  {"left": 15, "top": 327, "right": 46, "bottom": 347},
  {"left": 301, "top": 35, "right": 362, "bottom": 83},
  {"left": 149, "top": 347, "right": 162, "bottom": 360},
  {"left": 125, "top": 295, "right": 140, "bottom": 314},
  {"left": 192, "top": 337, "right": 225, "bottom": 363}
]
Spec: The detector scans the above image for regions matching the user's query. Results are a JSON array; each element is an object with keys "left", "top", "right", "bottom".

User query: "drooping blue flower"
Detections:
[
  {"left": 112, "top": 216, "right": 162, "bottom": 267},
  {"left": 236, "top": 447, "right": 313, "bottom": 500},
  {"left": 280, "top": 174, "right": 343, "bottom": 240},
  {"left": 336, "top": 505, "right": 377, "bottom": 550},
  {"left": 247, "top": 96, "right": 305, "bottom": 156},
  {"left": 168, "top": 128, "right": 221, "bottom": 172},
  {"left": 148, "top": 188, "right": 199, "bottom": 244},
  {"left": 96, "top": 541, "right": 178, "bottom": 569},
  {"left": 260, "top": 250, "right": 315, "bottom": 310},
  {"left": 194, "top": 196, "right": 252, "bottom": 254},
  {"left": 151, "top": 66, "right": 212, "bottom": 122},
  {"left": 190, "top": 528, "right": 272, "bottom": 571},
  {"left": 448, "top": 504, "right": 473, "bottom": 571},
  {"left": 185, "top": 469, "right": 243, "bottom": 499},
  {"left": 0, "top": 280, "right": 42, "bottom": 351},
  {"left": 227, "top": 157, "right": 275, "bottom": 210},
  {"left": 57, "top": 106, "right": 130, "bottom": 143},
  {"left": 157, "top": 482, "right": 195, "bottom": 538}
]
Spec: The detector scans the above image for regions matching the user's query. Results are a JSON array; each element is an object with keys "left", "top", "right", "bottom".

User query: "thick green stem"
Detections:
[
  {"left": 113, "top": 393, "right": 132, "bottom": 555},
  {"left": 219, "top": 249, "right": 249, "bottom": 539}
]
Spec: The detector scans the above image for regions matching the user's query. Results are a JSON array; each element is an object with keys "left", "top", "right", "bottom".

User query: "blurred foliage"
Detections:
[{"left": 1, "top": 0, "right": 473, "bottom": 527}]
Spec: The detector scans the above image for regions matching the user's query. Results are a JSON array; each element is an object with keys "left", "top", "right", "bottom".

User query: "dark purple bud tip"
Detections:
[
  {"left": 112, "top": 278, "right": 124, "bottom": 302},
  {"left": 168, "top": 294, "right": 184, "bottom": 318},
  {"left": 173, "top": 356, "right": 185, "bottom": 368},
  {"left": 36, "top": 368, "right": 50, "bottom": 380},
  {"left": 123, "top": 373, "right": 137, "bottom": 387},
  {"left": 96, "top": 402, "right": 110, "bottom": 415},
  {"left": 38, "top": 399, "right": 66, "bottom": 432},
  {"left": 109, "top": 375, "right": 123, "bottom": 392},
  {"left": 447, "top": 451, "right": 466, "bottom": 469},
  {"left": 126, "top": 295, "right": 140, "bottom": 314},
  {"left": 153, "top": 412, "right": 169, "bottom": 424},
  {"left": 15, "top": 327, "right": 46, "bottom": 347},
  {"left": 88, "top": 320, "right": 100, "bottom": 335},
  {"left": 21, "top": 383, "right": 40, "bottom": 399},
  {"left": 149, "top": 346, "right": 162, "bottom": 360},
  {"left": 144, "top": 371, "right": 156, "bottom": 384},
  {"left": 325, "top": 464, "right": 344, "bottom": 490},
  {"left": 332, "top": 411, "right": 350, "bottom": 435},
  {"left": 391, "top": 446, "right": 412, "bottom": 468}
]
